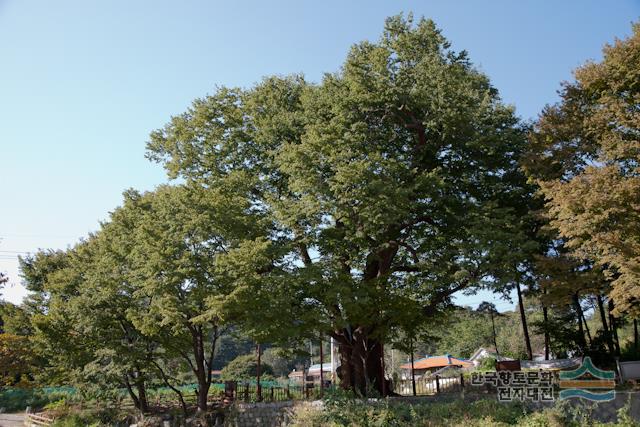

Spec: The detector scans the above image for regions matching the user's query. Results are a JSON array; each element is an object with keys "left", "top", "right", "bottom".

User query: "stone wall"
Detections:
[{"left": 224, "top": 400, "right": 323, "bottom": 427}]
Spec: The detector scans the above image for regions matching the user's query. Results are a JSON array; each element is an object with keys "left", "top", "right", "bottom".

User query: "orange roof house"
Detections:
[{"left": 400, "top": 354, "right": 473, "bottom": 371}]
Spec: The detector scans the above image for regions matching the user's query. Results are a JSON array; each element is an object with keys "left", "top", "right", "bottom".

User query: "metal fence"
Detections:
[
  {"left": 393, "top": 374, "right": 465, "bottom": 396},
  {"left": 224, "top": 381, "right": 324, "bottom": 403}
]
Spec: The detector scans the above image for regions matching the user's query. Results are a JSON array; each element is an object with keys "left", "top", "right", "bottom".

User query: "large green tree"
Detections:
[{"left": 147, "top": 15, "right": 530, "bottom": 395}]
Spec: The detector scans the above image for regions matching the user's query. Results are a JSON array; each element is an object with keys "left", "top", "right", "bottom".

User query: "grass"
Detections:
[{"left": 288, "top": 394, "right": 640, "bottom": 427}]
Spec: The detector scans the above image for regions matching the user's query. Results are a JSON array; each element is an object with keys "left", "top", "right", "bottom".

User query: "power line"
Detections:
[{"left": 0, "top": 233, "right": 78, "bottom": 239}]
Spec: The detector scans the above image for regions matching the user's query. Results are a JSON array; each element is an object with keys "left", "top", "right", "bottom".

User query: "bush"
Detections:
[
  {"left": 219, "top": 353, "right": 274, "bottom": 381},
  {"left": 51, "top": 407, "right": 129, "bottom": 427},
  {"left": 290, "top": 397, "right": 530, "bottom": 427},
  {"left": 288, "top": 396, "right": 640, "bottom": 426},
  {"left": 0, "top": 387, "right": 75, "bottom": 412},
  {"left": 478, "top": 356, "right": 497, "bottom": 371}
]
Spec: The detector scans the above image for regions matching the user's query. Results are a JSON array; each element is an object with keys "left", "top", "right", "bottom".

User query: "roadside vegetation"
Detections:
[{"left": 289, "top": 394, "right": 640, "bottom": 427}]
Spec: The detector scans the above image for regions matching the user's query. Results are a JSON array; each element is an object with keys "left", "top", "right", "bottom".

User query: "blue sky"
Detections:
[{"left": 0, "top": 1, "right": 637, "bottom": 307}]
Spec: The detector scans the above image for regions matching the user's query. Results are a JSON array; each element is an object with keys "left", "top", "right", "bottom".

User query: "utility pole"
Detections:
[
  {"left": 256, "top": 343, "right": 262, "bottom": 401},
  {"left": 410, "top": 337, "right": 416, "bottom": 396},
  {"left": 319, "top": 336, "right": 324, "bottom": 396},
  {"left": 330, "top": 337, "right": 336, "bottom": 384},
  {"left": 380, "top": 342, "right": 386, "bottom": 396}
]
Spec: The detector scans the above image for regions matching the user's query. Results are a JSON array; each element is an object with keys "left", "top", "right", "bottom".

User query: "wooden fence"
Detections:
[{"left": 24, "top": 412, "right": 55, "bottom": 427}]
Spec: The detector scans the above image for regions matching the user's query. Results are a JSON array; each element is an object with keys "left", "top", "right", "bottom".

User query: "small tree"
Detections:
[
  {"left": 114, "top": 185, "right": 263, "bottom": 412},
  {"left": 477, "top": 302, "right": 501, "bottom": 358},
  {"left": 220, "top": 354, "right": 274, "bottom": 381}
]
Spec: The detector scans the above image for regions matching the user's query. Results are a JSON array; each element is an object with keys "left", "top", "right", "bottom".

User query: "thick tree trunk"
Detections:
[
  {"left": 635, "top": 319, "right": 638, "bottom": 351},
  {"left": 516, "top": 283, "right": 533, "bottom": 360},
  {"left": 197, "top": 383, "right": 209, "bottom": 412},
  {"left": 195, "top": 367, "right": 209, "bottom": 412},
  {"left": 124, "top": 371, "right": 149, "bottom": 413},
  {"left": 191, "top": 325, "right": 218, "bottom": 413},
  {"left": 194, "top": 337, "right": 209, "bottom": 412},
  {"left": 336, "top": 329, "right": 386, "bottom": 396},
  {"left": 134, "top": 376, "right": 149, "bottom": 413}
]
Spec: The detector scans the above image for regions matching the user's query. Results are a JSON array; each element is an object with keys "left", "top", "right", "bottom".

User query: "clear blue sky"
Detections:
[{"left": 1, "top": 1, "right": 637, "bottom": 307}]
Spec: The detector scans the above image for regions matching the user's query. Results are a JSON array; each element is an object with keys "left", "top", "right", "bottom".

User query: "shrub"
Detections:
[
  {"left": 51, "top": 407, "right": 127, "bottom": 427},
  {"left": 478, "top": 356, "right": 497, "bottom": 371},
  {"left": 0, "top": 387, "right": 75, "bottom": 412},
  {"left": 219, "top": 354, "right": 274, "bottom": 381},
  {"left": 289, "top": 397, "right": 532, "bottom": 427}
]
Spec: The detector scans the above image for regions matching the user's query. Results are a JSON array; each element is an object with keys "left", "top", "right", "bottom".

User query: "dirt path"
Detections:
[{"left": 0, "top": 413, "right": 24, "bottom": 427}]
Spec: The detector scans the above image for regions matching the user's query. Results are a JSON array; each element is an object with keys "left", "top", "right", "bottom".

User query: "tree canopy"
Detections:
[
  {"left": 525, "top": 24, "right": 640, "bottom": 317},
  {"left": 147, "top": 14, "right": 533, "bottom": 394}
]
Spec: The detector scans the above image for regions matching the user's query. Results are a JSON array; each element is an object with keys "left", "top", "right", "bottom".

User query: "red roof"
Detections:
[{"left": 400, "top": 355, "right": 472, "bottom": 370}]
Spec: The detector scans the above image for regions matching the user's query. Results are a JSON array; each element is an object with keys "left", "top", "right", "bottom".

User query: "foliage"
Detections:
[
  {"left": 0, "top": 333, "right": 34, "bottom": 386},
  {"left": 146, "top": 13, "right": 533, "bottom": 394},
  {"left": 105, "top": 184, "right": 259, "bottom": 410},
  {"left": 525, "top": 22, "right": 640, "bottom": 318},
  {"left": 261, "top": 346, "right": 307, "bottom": 378},
  {"left": 18, "top": 184, "right": 262, "bottom": 412},
  {"left": 289, "top": 396, "right": 639, "bottom": 426},
  {"left": 219, "top": 353, "right": 274, "bottom": 381},
  {"left": 0, "top": 387, "right": 75, "bottom": 412},
  {"left": 50, "top": 407, "right": 125, "bottom": 427},
  {"left": 0, "top": 302, "right": 33, "bottom": 336},
  {"left": 408, "top": 305, "right": 545, "bottom": 360},
  {"left": 478, "top": 356, "right": 496, "bottom": 371},
  {"left": 290, "top": 397, "right": 530, "bottom": 427},
  {"left": 213, "top": 332, "right": 255, "bottom": 370},
  {"left": 433, "top": 308, "right": 492, "bottom": 359}
]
